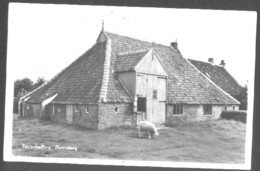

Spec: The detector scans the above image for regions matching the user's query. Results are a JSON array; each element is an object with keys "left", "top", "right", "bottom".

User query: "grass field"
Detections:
[{"left": 12, "top": 114, "right": 246, "bottom": 163}]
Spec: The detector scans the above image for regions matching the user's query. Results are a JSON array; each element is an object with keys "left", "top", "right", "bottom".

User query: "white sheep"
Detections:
[{"left": 137, "top": 121, "right": 159, "bottom": 139}]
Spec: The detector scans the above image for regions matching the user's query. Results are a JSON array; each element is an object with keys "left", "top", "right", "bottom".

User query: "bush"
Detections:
[{"left": 221, "top": 110, "right": 247, "bottom": 123}]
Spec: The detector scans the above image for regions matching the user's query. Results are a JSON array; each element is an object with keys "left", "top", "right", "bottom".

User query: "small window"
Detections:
[
  {"left": 58, "top": 107, "right": 61, "bottom": 113},
  {"left": 173, "top": 104, "right": 183, "bottom": 115},
  {"left": 224, "top": 106, "right": 227, "bottom": 111},
  {"left": 233, "top": 106, "right": 235, "bottom": 110},
  {"left": 153, "top": 90, "right": 157, "bottom": 99},
  {"left": 85, "top": 107, "right": 89, "bottom": 113},
  {"left": 204, "top": 105, "right": 212, "bottom": 115},
  {"left": 115, "top": 107, "right": 119, "bottom": 113},
  {"left": 74, "top": 106, "right": 78, "bottom": 112}
]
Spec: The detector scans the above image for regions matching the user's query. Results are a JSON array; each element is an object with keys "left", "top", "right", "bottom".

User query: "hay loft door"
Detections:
[{"left": 66, "top": 105, "right": 73, "bottom": 124}]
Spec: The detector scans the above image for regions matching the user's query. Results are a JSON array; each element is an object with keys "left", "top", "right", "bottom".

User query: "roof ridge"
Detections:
[
  {"left": 99, "top": 35, "right": 112, "bottom": 102},
  {"left": 188, "top": 58, "right": 214, "bottom": 65},
  {"left": 106, "top": 31, "right": 170, "bottom": 48},
  {"left": 117, "top": 48, "right": 150, "bottom": 56},
  {"left": 189, "top": 58, "right": 243, "bottom": 88}
]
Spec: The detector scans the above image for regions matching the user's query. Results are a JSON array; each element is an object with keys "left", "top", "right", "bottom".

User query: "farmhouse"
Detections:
[{"left": 19, "top": 26, "right": 240, "bottom": 129}]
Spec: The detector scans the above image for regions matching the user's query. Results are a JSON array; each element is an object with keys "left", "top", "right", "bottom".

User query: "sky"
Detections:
[{"left": 7, "top": 3, "right": 257, "bottom": 86}]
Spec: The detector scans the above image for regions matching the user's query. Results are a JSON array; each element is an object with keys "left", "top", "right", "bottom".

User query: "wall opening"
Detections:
[
  {"left": 153, "top": 90, "right": 157, "bottom": 99},
  {"left": 204, "top": 104, "right": 212, "bottom": 115},
  {"left": 115, "top": 107, "right": 119, "bottom": 113},
  {"left": 173, "top": 104, "right": 183, "bottom": 115},
  {"left": 137, "top": 97, "right": 146, "bottom": 112},
  {"left": 85, "top": 107, "right": 89, "bottom": 113}
]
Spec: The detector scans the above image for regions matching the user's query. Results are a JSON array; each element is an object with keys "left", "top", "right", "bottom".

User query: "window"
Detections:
[
  {"left": 224, "top": 105, "right": 227, "bottom": 111},
  {"left": 204, "top": 105, "right": 212, "bottom": 115},
  {"left": 137, "top": 97, "right": 146, "bottom": 112},
  {"left": 153, "top": 90, "right": 157, "bottom": 99},
  {"left": 115, "top": 107, "right": 119, "bottom": 113},
  {"left": 85, "top": 107, "right": 89, "bottom": 113},
  {"left": 233, "top": 106, "right": 235, "bottom": 110},
  {"left": 173, "top": 104, "right": 183, "bottom": 115},
  {"left": 74, "top": 105, "right": 79, "bottom": 112}
]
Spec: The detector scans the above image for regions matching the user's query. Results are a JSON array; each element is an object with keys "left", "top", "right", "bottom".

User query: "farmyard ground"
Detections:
[{"left": 12, "top": 114, "right": 246, "bottom": 163}]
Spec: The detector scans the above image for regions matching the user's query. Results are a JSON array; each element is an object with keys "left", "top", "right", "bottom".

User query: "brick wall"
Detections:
[
  {"left": 166, "top": 104, "right": 230, "bottom": 125},
  {"left": 72, "top": 105, "right": 98, "bottom": 129},
  {"left": 49, "top": 104, "right": 67, "bottom": 123},
  {"left": 46, "top": 104, "right": 99, "bottom": 129},
  {"left": 223, "top": 105, "right": 239, "bottom": 111},
  {"left": 98, "top": 103, "right": 134, "bottom": 130},
  {"left": 24, "top": 103, "right": 33, "bottom": 117},
  {"left": 24, "top": 103, "right": 42, "bottom": 118}
]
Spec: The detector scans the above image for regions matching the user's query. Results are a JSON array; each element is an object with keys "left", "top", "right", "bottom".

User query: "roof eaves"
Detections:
[{"left": 19, "top": 81, "right": 48, "bottom": 102}]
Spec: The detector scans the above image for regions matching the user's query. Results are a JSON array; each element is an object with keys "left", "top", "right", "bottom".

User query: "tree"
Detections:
[
  {"left": 14, "top": 78, "right": 34, "bottom": 98},
  {"left": 34, "top": 77, "right": 46, "bottom": 89},
  {"left": 239, "top": 86, "right": 248, "bottom": 110}
]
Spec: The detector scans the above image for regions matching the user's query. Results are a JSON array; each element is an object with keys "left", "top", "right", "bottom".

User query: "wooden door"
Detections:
[
  {"left": 157, "top": 77, "right": 166, "bottom": 123},
  {"left": 146, "top": 75, "right": 153, "bottom": 122},
  {"left": 66, "top": 105, "right": 73, "bottom": 124}
]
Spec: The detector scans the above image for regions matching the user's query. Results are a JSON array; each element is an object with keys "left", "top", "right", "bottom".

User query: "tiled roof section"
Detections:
[
  {"left": 106, "top": 32, "right": 239, "bottom": 105},
  {"left": 115, "top": 49, "right": 150, "bottom": 72},
  {"left": 27, "top": 42, "right": 107, "bottom": 104},
  {"left": 188, "top": 59, "right": 243, "bottom": 96}
]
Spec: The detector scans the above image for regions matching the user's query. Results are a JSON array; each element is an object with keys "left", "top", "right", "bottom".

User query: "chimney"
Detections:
[
  {"left": 171, "top": 42, "right": 178, "bottom": 50},
  {"left": 220, "top": 60, "right": 225, "bottom": 67},
  {"left": 208, "top": 58, "right": 214, "bottom": 64}
]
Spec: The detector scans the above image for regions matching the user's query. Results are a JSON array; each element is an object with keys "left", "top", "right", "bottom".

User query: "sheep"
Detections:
[{"left": 137, "top": 121, "right": 159, "bottom": 139}]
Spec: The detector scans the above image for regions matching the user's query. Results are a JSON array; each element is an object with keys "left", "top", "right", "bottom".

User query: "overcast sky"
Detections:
[{"left": 7, "top": 3, "right": 257, "bottom": 86}]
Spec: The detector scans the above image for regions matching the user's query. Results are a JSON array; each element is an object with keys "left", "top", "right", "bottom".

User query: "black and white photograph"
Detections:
[{"left": 4, "top": 2, "right": 257, "bottom": 170}]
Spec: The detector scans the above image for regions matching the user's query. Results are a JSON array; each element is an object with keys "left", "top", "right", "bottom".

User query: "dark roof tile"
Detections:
[
  {"left": 106, "top": 32, "right": 239, "bottom": 105},
  {"left": 188, "top": 59, "right": 243, "bottom": 96}
]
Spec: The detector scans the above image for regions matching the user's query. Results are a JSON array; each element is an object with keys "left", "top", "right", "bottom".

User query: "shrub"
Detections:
[{"left": 221, "top": 110, "right": 247, "bottom": 123}]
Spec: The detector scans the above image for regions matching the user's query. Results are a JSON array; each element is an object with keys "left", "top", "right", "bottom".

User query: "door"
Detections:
[
  {"left": 157, "top": 77, "right": 166, "bottom": 123},
  {"left": 136, "top": 74, "right": 166, "bottom": 124},
  {"left": 66, "top": 105, "right": 73, "bottom": 124},
  {"left": 146, "top": 75, "right": 154, "bottom": 122}
]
